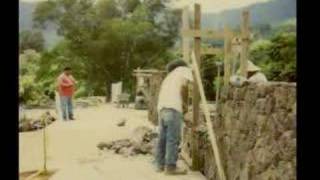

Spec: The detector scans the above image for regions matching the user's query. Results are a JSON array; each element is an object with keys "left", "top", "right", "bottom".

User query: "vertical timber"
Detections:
[
  {"left": 191, "top": 3, "right": 201, "bottom": 171},
  {"left": 240, "top": 10, "right": 250, "bottom": 77},
  {"left": 223, "top": 26, "right": 232, "bottom": 86},
  {"left": 182, "top": 6, "right": 190, "bottom": 64}
]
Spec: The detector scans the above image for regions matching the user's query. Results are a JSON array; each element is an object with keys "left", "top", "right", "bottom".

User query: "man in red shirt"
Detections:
[{"left": 57, "top": 67, "right": 76, "bottom": 120}]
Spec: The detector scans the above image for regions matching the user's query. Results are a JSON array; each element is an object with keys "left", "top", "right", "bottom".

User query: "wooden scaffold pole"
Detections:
[
  {"left": 191, "top": 51, "right": 226, "bottom": 180},
  {"left": 191, "top": 3, "right": 202, "bottom": 171},
  {"left": 240, "top": 10, "right": 250, "bottom": 77}
]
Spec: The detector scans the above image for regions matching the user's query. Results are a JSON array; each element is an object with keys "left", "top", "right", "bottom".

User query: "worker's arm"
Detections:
[
  {"left": 58, "top": 76, "right": 72, "bottom": 87},
  {"left": 69, "top": 75, "right": 76, "bottom": 84}
]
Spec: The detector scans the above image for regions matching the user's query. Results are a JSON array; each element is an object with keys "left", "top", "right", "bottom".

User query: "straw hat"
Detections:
[
  {"left": 247, "top": 60, "right": 261, "bottom": 72},
  {"left": 236, "top": 60, "right": 261, "bottom": 74}
]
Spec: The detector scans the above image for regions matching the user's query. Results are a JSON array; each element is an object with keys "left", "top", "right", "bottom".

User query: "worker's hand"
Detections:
[{"left": 69, "top": 75, "right": 76, "bottom": 83}]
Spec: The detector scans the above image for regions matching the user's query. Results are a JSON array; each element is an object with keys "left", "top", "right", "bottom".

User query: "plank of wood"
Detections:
[
  {"left": 181, "top": 29, "right": 225, "bottom": 40},
  {"left": 224, "top": 26, "right": 232, "bottom": 86},
  {"left": 182, "top": 6, "right": 190, "bottom": 63},
  {"left": 191, "top": 51, "right": 226, "bottom": 180},
  {"left": 240, "top": 10, "right": 250, "bottom": 77},
  {"left": 133, "top": 69, "right": 165, "bottom": 73},
  {"left": 132, "top": 73, "right": 153, "bottom": 77},
  {"left": 191, "top": 3, "right": 202, "bottom": 171}
]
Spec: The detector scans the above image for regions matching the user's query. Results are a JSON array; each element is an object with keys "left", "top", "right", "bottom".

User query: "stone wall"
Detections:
[{"left": 183, "top": 82, "right": 296, "bottom": 180}]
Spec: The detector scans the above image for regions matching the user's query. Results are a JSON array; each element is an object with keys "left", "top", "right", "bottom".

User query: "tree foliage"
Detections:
[
  {"left": 19, "top": 50, "right": 50, "bottom": 105},
  {"left": 32, "top": 0, "right": 181, "bottom": 98},
  {"left": 250, "top": 31, "right": 296, "bottom": 82},
  {"left": 19, "top": 30, "right": 45, "bottom": 53}
]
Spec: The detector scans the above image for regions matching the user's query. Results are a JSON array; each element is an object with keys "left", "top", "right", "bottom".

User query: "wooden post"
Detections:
[
  {"left": 181, "top": 6, "right": 190, "bottom": 165},
  {"left": 182, "top": 6, "right": 190, "bottom": 64},
  {"left": 215, "top": 63, "right": 222, "bottom": 106},
  {"left": 240, "top": 10, "right": 250, "bottom": 77},
  {"left": 191, "top": 52, "right": 226, "bottom": 180},
  {"left": 42, "top": 116, "right": 48, "bottom": 174},
  {"left": 223, "top": 26, "right": 232, "bottom": 86},
  {"left": 191, "top": 3, "right": 201, "bottom": 171}
]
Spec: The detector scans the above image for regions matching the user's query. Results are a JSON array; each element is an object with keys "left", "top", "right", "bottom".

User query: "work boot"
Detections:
[
  {"left": 164, "top": 166, "right": 187, "bottom": 175},
  {"left": 69, "top": 116, "right": 75, "bottom": 120},
  {"left": 155, "top": 166, "right": 164, "bottom": 173}
]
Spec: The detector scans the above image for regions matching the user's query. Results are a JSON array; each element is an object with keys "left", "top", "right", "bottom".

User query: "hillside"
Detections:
[
  {"left": 202, "top": 0, "right": 296, "bottom": 28},
  {"left": 19, "top": 1, "right": 62, "bottom": 49}
]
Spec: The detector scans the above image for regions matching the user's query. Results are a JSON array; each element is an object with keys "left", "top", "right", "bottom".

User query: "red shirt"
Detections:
[{"left": 57, "top": 73, "right": 75, "bottom": 96}]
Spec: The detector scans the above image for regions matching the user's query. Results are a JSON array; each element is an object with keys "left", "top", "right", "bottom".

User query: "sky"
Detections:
[{"left": 20, "top": 0, "right": 272, "bottom": 13}]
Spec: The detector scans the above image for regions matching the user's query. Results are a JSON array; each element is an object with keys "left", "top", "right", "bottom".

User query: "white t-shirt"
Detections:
[
  {"left": 157, "top": 66, "right": 194, "bottom": 113},
  {"left": 248, "top": 72, "right": 268, "bottom": 83}
]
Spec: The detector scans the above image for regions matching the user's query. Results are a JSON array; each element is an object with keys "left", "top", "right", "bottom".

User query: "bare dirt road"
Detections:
[{"left": 19, "top": 104, "right": 206, "bottom": 180}]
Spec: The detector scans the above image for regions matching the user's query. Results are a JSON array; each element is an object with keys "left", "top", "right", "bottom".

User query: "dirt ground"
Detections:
[{"left": 19, "top": 104, "right": 206, "bottom": 180}]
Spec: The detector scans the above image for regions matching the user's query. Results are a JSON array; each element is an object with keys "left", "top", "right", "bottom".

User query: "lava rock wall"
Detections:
[{"left": 184, "top": 82, "right": 296, "bottom": 180}]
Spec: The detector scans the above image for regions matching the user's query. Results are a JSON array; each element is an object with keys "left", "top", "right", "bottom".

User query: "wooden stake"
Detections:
[
  {"left": 240, "top": 10, "right": 250, "bottom": 77},
  {"left": 191, "top": 3, "right": 201, "bottom": 170},
  {"left": 224, "top": 26, "right": 232, "bottom": 86},
  {"left": 191, "top": 52, "right": 226, "bottom": 180},
  {"left": 182, "top": 6, "right": 190, "bottom": 64},
  {"left": 43, "top": 117, "right": 48, "bottom": 173},
  {"left": 215, "top": 63, "right": 222, "bottom": 107}
]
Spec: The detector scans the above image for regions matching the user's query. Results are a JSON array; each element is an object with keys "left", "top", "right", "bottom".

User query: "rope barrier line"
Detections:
[{"left": 191, "top": 51, "right": 226, "bottom": 180}]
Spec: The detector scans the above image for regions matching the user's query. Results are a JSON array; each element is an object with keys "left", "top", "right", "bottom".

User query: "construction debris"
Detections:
[
  {"left": 75, "top": 96, "right": 105, "bottom": 108},
  {"left": 19, "top": 111, "right": 57, "bottom": 132},
  {"left": 116, "top": 118, "right": 127, "bottom": 127},
  {"left": 97, "top": 126, "right": 158, "bottom": 157}
]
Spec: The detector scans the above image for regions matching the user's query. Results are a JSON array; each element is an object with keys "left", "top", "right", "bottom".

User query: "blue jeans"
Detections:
[
  {"left": 155, "top": 108, "right": 182, "bottom": 168},
  {"left": 60, "top": 96, "right": 73, "bottom": 120}
]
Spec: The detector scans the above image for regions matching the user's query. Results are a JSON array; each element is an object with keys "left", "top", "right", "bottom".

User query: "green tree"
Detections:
[
  {"left": 19, "top": 50, "right": 50, "bottom": 105},
  {"left": 33, "top": 0, "right": 181, "bottom": 98},
  {"left": 250, "top": 32, "right": 296, "bottom": 82},
  {"left": 19, "top": 30, "right": 45, "bottom": 53}
]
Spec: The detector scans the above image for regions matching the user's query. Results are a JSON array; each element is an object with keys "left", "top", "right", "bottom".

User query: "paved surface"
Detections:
[{"left": 19, "top": 104, "right": 206, "bottom": 180}]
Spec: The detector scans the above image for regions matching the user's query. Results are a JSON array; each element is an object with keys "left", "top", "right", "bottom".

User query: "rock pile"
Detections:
[
  {"left": 75, "top": 96, "right": 105, "bottom": 108},
  {"left": 97, "top": 126, "right": 158, "bottom": 157},
  {"left": 19, "top": 111, "right": 57, "bottom": 132},
  {"left": 116, "top": 118, "right": 127, "bottom": 127}
]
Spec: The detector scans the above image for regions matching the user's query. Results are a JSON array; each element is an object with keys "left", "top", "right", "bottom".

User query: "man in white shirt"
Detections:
[
  {"left": 246, "top": 60, "right": 268, "bottom": 83},
  {"left": 155, "top": 60, "right": 193, "bottom": 175},
  {"left": 230, "top": 60, "right": 268, "bottom": 87}
]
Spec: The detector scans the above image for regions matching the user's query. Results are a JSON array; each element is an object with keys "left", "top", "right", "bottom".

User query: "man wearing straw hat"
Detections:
[
  {"left": 230, "top": 60, "right": 267, "bottom": 86},
  {"left": 246, "top": 60, "right": 268, "bottom": 83}
]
